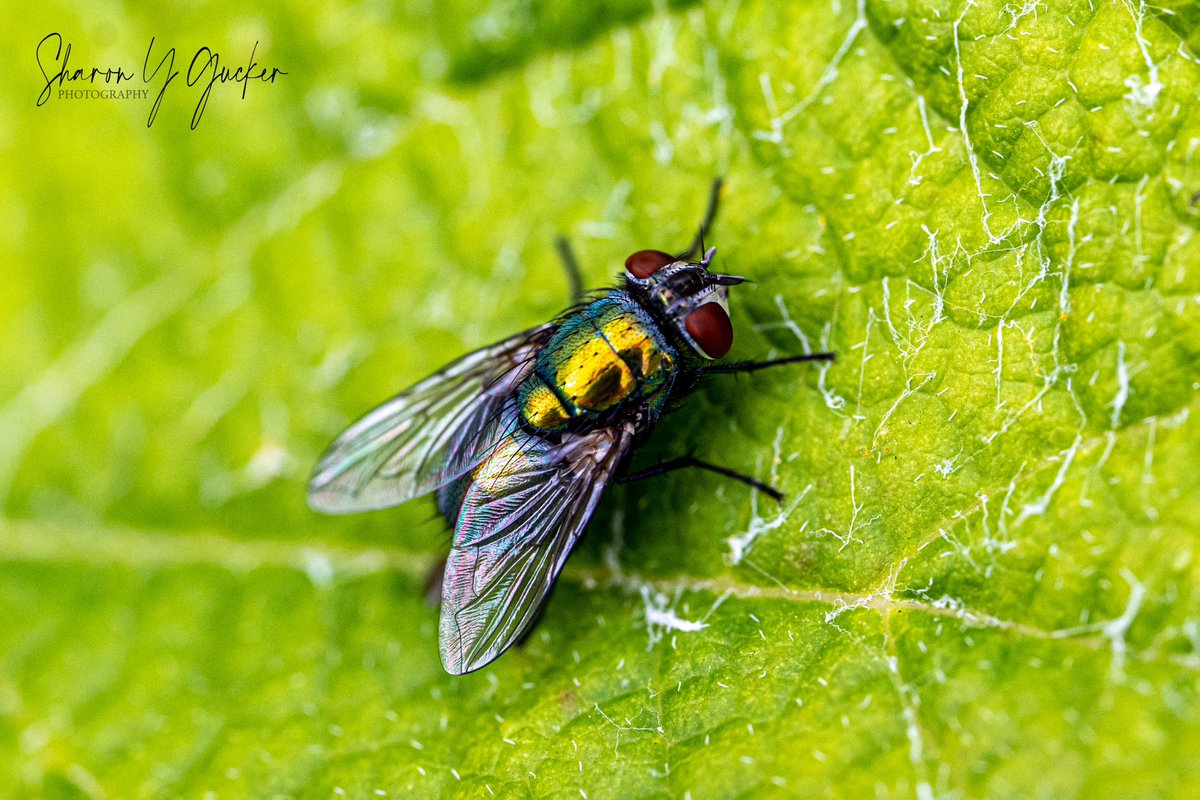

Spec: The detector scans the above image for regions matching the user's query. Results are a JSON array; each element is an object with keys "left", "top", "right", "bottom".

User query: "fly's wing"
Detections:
[
  {"left": 440, "top": 403, "right": 635, "bottom": 674},
  {"left": 308, "top": 325, "right": 555, "bottom": 513}
]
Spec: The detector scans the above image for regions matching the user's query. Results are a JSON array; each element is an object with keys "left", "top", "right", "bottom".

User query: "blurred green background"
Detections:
[{"left": 3, "top": 0, "right": 1200, "bottom": 798}]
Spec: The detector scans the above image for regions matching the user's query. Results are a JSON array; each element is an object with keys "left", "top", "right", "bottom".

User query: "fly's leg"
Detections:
[
  {"left": 638, "top": 354, "right": 836, "bottom": 500},
  {"left": 554, "top": 235, "right": 586, "bottom": 306},
  {"left": 677, "top": 177, "right": 724, "bottom": 261},
  {"left": 701, "top": 352, "right": 836, "bottom": 376},
  {"left": 556, "top": 177, "right": 724, "bottom": 302},
  {"left": 619, "top": 455, "right": 783, "bottom": 503}
]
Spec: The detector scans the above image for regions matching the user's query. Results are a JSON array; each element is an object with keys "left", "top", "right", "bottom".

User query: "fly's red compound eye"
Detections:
[
  {"left": 685, "top": 302, "right": 733, "bottom": 359},
  {"left": 625, "top": 250, "right": 675, "bottom": 279}
]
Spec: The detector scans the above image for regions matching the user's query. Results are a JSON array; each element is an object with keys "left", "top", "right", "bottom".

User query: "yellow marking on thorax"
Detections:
[
  {"left": 523, "top": 308, "right": 671, "bottom": 430},
  {"left": 557, "top": 339, "right": 635, "bottom": 412},
  {"left": 601, "top": 314, "right": 668, "bottom": 380}
]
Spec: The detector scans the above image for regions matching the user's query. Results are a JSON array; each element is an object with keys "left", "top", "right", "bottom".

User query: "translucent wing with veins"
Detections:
[
  {"left": 440, "top": 402, "right": 635, "bottom": 674},
  {"left": 308, "top": 325, "right": 556, "bottom": 513}
]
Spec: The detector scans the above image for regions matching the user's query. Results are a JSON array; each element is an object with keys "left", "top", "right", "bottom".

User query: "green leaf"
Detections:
[{"left": 4, "top": 0, "right": 1200, "bottom": 797}]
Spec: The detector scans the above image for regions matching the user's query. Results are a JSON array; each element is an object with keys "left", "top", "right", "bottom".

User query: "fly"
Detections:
[{"left": 307, "top": 181, "right": 835, "bottom": 674}]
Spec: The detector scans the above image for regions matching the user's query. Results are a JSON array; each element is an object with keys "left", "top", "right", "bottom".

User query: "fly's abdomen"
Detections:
[
  {"left": 520, "top": 376, "right": 572, "bottom": 430},
  {"left": 519, "top": 294, "right": 674, "bottom": 431}
]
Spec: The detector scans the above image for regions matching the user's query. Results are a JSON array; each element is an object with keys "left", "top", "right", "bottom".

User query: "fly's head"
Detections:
[{"left": 624, "top": 247, "right": 745, "bottom": 360}]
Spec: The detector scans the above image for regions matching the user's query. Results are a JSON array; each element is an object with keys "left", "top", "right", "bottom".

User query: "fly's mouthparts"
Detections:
[{"left": 709, "top": 274, "right": 748, "bottom": 286}]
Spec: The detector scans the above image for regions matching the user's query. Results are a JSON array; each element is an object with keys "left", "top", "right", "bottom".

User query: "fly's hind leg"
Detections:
[{"left": 618, "top": 455, "right": 784, "bottom": 503}]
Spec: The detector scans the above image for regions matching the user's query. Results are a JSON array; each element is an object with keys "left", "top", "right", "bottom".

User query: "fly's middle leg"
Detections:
[{"left": 618, "top": 455, "right": 783, "bottom": 503}]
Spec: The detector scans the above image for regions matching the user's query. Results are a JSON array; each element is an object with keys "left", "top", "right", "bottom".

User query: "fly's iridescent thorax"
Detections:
[{"left": 518, "top": 294, "right": 677, "bottom": 431}]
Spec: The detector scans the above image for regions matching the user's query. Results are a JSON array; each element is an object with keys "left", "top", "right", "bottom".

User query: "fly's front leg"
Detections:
[
  {"left": 618, "top": 455, "right": 783, "bottom": 503},
  {"left": 557, "top": 177, "right": 724, "bottom": 302},
  {"left": 677, "top": 178, "right": 724, "bottom": 261},
  {"left": 554, "top": 235, "right": 586, "bottom": 306},
  {"left": 701, "top": 352, "right": 836, "bottom": 376},
  {"left": 628, "top": 354, "right": 836, "bottom": 500}
]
